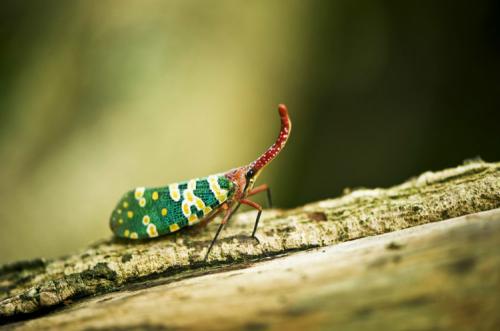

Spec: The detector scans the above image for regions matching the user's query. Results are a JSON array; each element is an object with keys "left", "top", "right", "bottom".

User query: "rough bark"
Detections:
[
  {"left": 7, "top": 208, "right": 500, "bottom": 331},
  {"left": 0, "top": 161, "right": 499, "bottom": 328}
]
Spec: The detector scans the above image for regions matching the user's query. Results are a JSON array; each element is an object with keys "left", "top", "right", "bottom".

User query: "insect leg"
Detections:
[
  {"left": 247, "top": 184, "right": 272, "bottom": 208},
  {"left": 240, "top": 199, "right": 263, "bottom": 239},
  {"left": 204, "top": 203, "right": 235, "bottom": 261},
  {"left": 231, "top": 184, "right": 271, "bottom": 216}
]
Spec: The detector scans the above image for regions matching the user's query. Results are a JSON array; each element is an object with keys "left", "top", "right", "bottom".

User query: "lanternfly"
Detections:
[{"left": 109, "top": 104, "right": 291, "bottom": 260}]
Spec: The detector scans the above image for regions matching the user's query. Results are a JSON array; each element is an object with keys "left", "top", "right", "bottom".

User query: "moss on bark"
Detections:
[{"left": 1, "top": 161, "right": 499, "bottom": 321}]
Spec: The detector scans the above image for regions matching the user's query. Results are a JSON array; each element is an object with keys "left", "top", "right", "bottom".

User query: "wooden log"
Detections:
[
  {"left": 8, "top": 208, "right": 500, "bottom": 330},
  {"left": 0, "top": 160, "right": 499, "bottom": 329}
]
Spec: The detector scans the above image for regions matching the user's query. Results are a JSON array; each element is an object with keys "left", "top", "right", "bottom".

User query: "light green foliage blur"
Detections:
[
  {"left": 2, "top": 1, "right": 499, "bottom": 263},
  {"left": 0, "top": 1, "right": 307, "bottom": 263}
]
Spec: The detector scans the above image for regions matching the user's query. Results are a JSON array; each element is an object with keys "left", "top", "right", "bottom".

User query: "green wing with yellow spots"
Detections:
[{"left": 110, "top": 175, "right": 234, "bottom": 239}]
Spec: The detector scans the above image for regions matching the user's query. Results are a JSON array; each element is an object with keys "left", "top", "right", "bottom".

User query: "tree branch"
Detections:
[{"left": 1, "top": 161, "right": 499, "bottom": 322}]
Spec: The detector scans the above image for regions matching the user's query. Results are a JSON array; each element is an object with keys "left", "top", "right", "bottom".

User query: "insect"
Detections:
[{"left": 109, "top": 104, "right": 291, "bottom": 260}]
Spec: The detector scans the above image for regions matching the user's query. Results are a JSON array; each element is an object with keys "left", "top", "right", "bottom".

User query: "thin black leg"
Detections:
[
  {"left": 251, "top": 209, "right": 262, "bottom": 239},
  {"left": 204, "top": 223, "right": 224, "bottom": 261},
  {"left": 265, "top": 187, "right": 273, "bottom": 209},
  {"left": 204, "top": 207, "right": 236, "bottom": 261}
]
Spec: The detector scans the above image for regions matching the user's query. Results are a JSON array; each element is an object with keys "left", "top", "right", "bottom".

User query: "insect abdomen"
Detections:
[{"left": 110, "top": 175, "right": 234, "bottom": 239}]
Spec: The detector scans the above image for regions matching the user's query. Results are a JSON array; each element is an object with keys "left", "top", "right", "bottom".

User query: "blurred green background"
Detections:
[{"left": 0, "top": 1, "right": 499, "bottom": 264}]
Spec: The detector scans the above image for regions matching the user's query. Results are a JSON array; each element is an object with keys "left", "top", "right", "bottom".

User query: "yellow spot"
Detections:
[
  {"left": 209, "top": 176, "right": 227, "bottom": 203},
  {"left": 195, "top": 197, "right": 205, "bottom": 210},
  {"left": 142, "top": 215, "right": 150, "bottom": 225},
  {"left": 161, "top": 208, "right": 168, "bottom": 216},
  {"left": 188, "top": 214, "right": 198, "bottom": 225},
  {"left": 127, "top": 211, "right": 134, "bottom": 218},
  {"left": 123, "top": 201, "right": 129, "bottom": 208},
  {"left": 147, "top": 224, "right": 158, "bottom": 237},
  {"left": 152, "top": 191, "right": 159, "bottom": 200},
  {"left": 182, "top": 201, "right": 191, "bottom": 217},
  {"left": 203, "top": 206, "right": 212, "bottom": 215},
  {"left": 118, "top": 219, "right": 123, "bottom": 224},
  {"left": 117, "top": 209, "right": 122, "bottom": 214},
  {"left": 169, "top": 184, "right": 181, "bottom": 201},
  {"left": 134, "top": 187, "right": 145, "bottom": 199},
  {"left": 186, "top": 190, "right": 194, "bottom": 203},
  {"left": 130, "top": 232, "right": 138, "bottom": 239},
  {"left": 169, "top": 223, "right": 180, "bottom": 232},
  {"left": 139, "top": 197, "right": 146, "bottom": 207},
  {"left": 124, "top": 229, "right": 130, "bottom": 237},
  {"left": 216, "top": 191, "right": 227, "bottom": 203}
]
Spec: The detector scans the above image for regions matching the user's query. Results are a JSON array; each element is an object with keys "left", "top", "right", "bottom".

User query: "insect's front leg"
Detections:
[
  {"left": 239, "top": 199, "right": 263, "bottom": 241},
  {"left": 204, "top": 203, "right": 235, "bottom": 261},
  {"left": 231, "top": 184, "right": 272, "bottom": 216}
]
